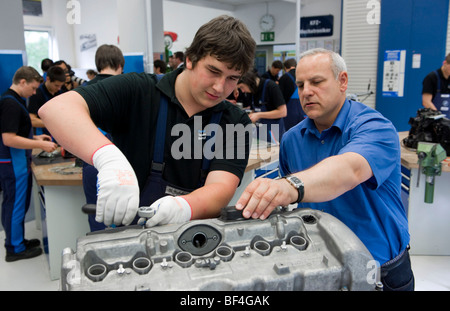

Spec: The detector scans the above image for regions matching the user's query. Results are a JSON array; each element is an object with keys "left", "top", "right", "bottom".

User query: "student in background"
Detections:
[
  {"left": 422, "top": 53, "right": 450, "bottom": 118},
  {"left": 170, "top": 51, "right": 184, "bottom": 70},
  {"left": 154, "top": 59, "right": 167, "bottom": 76},
  {"left": 28, "top": 66, "right": 66, "bottom": 136},
  {"left": 238, "top": 70, "right": 287, "bottom": 143},
  {"left": 86, "top": 69, "right": 98, "bottom": 80},
  {"left": 40, "top": 58, "right": 53, "bottom": 81},
  {"left": 0, "top": 66, "right": 57, "bottom": 262},
  {"left": 261, "top": 60, "right": 283, "bottom": 83},
  {"left": 279, "top": 58, "right": 305, "bottom": 131},
  {"left": 54, "top": 60, "right": 86, "bottom": 91}
]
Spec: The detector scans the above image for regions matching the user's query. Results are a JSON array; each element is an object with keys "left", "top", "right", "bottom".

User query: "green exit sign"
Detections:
[{"left": 261, "top": 32, "right": 275, "bottom": 42}]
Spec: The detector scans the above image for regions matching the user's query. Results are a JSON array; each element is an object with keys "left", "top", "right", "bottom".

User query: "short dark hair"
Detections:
[
  {"left": 95, "top": 44, "right": 125, "bottom": 72},
  {"left": 47, "top": 66, "right": 66, "bottom": 83},
  {"left": 154, "top": 59, "right": 167, "bottom": 73},
  {"left": 283, "top": 58, "right": 297, "bottom": 69},
  {"left": 41, "top": 58, "right": 54, "bottom": 72},
  {"left": 445, "top": 53, "right": 450, "bottom": 64},
  {"left": 86, "top": 69, "right": 98, "bottom": 76},
  {"left": 238, "top": 70, "right": 259, "bottom": 94},
  {"left": 272, "top": 60, "right": 283, "bottom": 69},
  {"left": 12, "top": 66, "right": 42, "bottom": 85},
  {"left": 185, "top": 15, "right": 256, "bottom": 74},
  {"left": 174, "top": 51, "right": 184, "bottom": 62}
]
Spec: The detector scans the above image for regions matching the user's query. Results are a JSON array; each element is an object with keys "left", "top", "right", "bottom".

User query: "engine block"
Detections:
[{"left": 61, "top": 208, "right": 379, "bottom": 291}]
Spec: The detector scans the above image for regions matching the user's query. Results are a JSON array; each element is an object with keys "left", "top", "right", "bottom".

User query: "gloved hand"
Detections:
[
  {"left": 139, "top": 196, "right": 192, "bottom": 228},
  {"left": 92, "top": 144, "right": 139, "bottom": 226}
]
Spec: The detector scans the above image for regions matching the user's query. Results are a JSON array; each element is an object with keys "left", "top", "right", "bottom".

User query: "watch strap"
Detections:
[{"left": 284, "top": 175, "right": 304, "bottom": 204}]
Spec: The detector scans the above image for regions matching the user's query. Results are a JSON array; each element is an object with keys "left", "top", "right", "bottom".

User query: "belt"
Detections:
[{"left": 381, "top": 245, "right": 410, "bottom": 270}]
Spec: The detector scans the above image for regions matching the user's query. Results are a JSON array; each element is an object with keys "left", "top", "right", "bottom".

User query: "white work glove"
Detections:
[
  {"left": 139, "top": 196, "right": 192, "bottom": 228},
  {"left": 92, "top": 144, "right": 139, "bottom": 226}
]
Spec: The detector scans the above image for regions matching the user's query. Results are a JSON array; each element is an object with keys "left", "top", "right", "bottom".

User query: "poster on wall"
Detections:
[
  {"left": 80, "top": 34, "right": 97, "bottom": 52},
  {"left": 23, "top": 0, "right": 42, "bottom": 17},
  {"left": 382, "top": 50, "right": 406, "bottom": 97}
]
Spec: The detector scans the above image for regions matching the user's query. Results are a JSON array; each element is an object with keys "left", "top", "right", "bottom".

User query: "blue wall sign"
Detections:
[{"left": 300, "top": 15, "right": 334, "bottom": 38}]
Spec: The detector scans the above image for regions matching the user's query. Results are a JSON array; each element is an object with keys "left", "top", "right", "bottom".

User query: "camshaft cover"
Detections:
[{"left": 61, "top": 208, "right": 379, "bottom": 291}]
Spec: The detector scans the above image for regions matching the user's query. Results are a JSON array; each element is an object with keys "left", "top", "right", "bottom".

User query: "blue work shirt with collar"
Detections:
[{"left": 279, "top": 99, "right": 410, "bottom": 264}]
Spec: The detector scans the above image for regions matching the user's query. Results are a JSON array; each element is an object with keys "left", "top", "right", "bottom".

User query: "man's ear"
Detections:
[
  {"left": 338, "top": 71, "right": 348, "bottom": 93},
  {"left": 184, "top": 56, "right": 193, "bottom": 70}
]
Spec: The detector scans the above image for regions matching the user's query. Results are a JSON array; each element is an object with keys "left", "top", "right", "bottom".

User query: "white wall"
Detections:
[
  {"left": 0, "top": 0, "right": 26, "bottom": 51},
  {"left": 341, "top": 0, "right": 379, "bottom": 109},
  {"left": 163, "top": 1, "right": 233, "bottom": 53},
  {"left": 23, "top": 0, "right": 164, "bottom": 72},
  {"left": 72, "top": 0, "right": 119, "bottom": 69},
  {"left": 23, "top": 0, "right": 76, "bottom": 65},
  {"left": 20, "top": 0, "right": 342, "bottom": 70},
  {"left": 164, "top": 0, "right": 341, "bottom": 51}
]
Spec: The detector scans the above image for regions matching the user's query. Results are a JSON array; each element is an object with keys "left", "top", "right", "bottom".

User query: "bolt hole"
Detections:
[{"left": 302, "top": 215, "right": 317, "bottom": 224}]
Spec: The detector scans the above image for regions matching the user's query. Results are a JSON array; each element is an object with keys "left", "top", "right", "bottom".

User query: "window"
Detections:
[{"left": 24, "top": 29, "right": 52, "bottom": 75}]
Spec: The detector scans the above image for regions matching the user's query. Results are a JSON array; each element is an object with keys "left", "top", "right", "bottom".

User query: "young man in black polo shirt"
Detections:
[
  {"left": 28, "top": 65, "right": 66, "bottom": 135},
  {"left": 0, "top": 66, "right": 57, "bottom": 262},
  {"left": 39, "top": 15, "right": 256, "bottom": 228},
  {"left": 422, "top": 53, "right": 450, "bottom": 118}
]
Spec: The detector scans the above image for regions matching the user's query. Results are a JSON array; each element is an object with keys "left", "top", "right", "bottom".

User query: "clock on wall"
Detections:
[{"left": 260, "top": 14, "right": 275, "bottom": 32}]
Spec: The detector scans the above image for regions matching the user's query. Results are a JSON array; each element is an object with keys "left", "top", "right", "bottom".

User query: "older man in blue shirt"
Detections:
[{"left": 236, "top": 48, "right": 414, "bottom": 291}]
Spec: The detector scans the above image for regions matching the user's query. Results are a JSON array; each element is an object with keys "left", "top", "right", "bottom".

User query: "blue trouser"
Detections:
[
  {"left": 82, "top": 161, "right": 107, "bottom": 232},
  {"left": 380, "top": 247, "right": 415, "bottom": 291},
  {"left": 0, "top": 149, "right": 32, "bottom": 254}
]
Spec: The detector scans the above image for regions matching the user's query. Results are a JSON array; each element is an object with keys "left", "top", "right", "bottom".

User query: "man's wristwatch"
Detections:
[{"left": 283, "top": 175, "right": 304, "bottom": 204}]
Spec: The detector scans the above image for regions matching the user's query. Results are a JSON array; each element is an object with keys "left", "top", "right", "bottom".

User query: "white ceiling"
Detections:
[
  {"left": 167, "top": 0, "right": 298, "bottom": 11},
  {"left": 204, "top": 0, "right": 296, "bottom": 5}
]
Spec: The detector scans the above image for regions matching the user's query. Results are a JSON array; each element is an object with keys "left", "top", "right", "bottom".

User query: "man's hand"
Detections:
[
  {"left": 93, "top": 144, "right": 139, "bottom": 226},
  {"left": 34, "top": 134, "right": 57, "bottom": 152},
  {"left": 235, "top": 178, "right": 296, "bottom": 220},
  {"left": 139, "top": 196, "right": 192, "bottom": 227}
]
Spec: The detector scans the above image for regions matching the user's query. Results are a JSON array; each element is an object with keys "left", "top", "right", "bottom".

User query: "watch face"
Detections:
[
  {"left": 287, "top": 176, "right": 303, "bottom": 187},
  {"left": 260, "top": 14, "right": 275, "bottom": 31}
]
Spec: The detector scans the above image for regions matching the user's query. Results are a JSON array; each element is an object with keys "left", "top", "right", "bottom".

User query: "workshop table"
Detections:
[
  {"left": 399, "top": 132, "right": 450, "bottom": 255},
  {"left": 31, "top": 153, "right": 89, "bottom": 280}
]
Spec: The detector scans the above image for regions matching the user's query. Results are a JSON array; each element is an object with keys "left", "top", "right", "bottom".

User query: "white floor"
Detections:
[{"left": 0, "top": 220, "right": 449, "bottom": 291}]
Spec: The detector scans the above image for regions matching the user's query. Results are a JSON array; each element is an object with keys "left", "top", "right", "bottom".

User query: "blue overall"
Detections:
[
  {"left": 283, "top": 73, "right": 305, "bottom": 131},
  {"left": 253, "top": 79, "right": 285, "bottom": 144},
  {"left": 83, "top": 127, "right": 111, "bottom": 232},
  {"left": 0, "top": 95, "right": 33, "bottom": 254},
  {"left": 433, "top": 70, "right": 450, "bottom": 118},
  {"left": 139, "top": 95, "right": 223, "bottom": 207}
]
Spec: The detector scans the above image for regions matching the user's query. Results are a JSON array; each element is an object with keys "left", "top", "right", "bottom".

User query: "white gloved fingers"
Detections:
[
  {"left": 113, "top": 196, "right": 128, "bottom": 226},
  {"left": 145, "top": 200, "right": 170, "bottom": 227},
  {"left": 144, "top": 196, "right": 192, "bottom": 227},
  {"left": 95, "top": 195, "right": 105, "bottom": 224},
  {"left": 144, "top": 212, "right": 164, "bottom": 228},
  {"left": 92, "top": 144, "right": 139, "bottom": 226},
  {"left": 103, "top": 196, "right": 116, "bottom": 226},
  {"left": 122, "top": 195, "right": 139, "bottom": 226}
]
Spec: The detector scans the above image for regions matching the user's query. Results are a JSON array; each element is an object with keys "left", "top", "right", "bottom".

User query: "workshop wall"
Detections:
[
  {"left": 23, "top": 0, "right": 76, "bottom": 66},
  {"left": 0, "top": 0, "right": 26, "bottom": 93},
  {"left": 375, "top": 0, "right": 449, "bottom": 131},
  {"left": 0, "top": 0, "right": 26, "bottom": 51}
]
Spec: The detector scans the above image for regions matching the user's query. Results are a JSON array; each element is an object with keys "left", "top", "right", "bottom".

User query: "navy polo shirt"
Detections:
[{"left": 279, "top": 99, "right": 410, "bottom": 264}]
